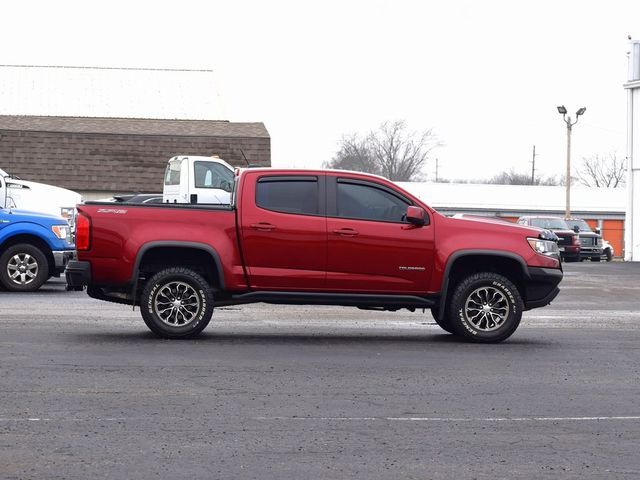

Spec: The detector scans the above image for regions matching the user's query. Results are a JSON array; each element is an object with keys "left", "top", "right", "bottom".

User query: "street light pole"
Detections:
[{"left": 557, "top": 105, "right": 586, "bottom": 219}]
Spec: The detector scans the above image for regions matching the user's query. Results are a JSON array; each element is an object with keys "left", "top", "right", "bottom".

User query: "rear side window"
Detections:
[
  {"left": 336, "top": 180, "right": 409, "bottom": 223},
  {"left": 256, "top": 176, "right": 319, "bottom": 215},
  {"left": 164, "top": 158, "right": 182, "bottom": 186}
]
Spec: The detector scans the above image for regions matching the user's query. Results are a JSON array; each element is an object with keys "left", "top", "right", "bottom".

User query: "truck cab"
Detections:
[{"left": 162, "top": 156, "right": 234, "bottom": 205}]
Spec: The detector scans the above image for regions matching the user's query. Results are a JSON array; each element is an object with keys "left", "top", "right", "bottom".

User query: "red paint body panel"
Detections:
[
  {"left": 76, "top": 168, "right": 561, "bottom": 299},
  {"left": 76, "top": 205, "right": 248, "bottom": 290}
]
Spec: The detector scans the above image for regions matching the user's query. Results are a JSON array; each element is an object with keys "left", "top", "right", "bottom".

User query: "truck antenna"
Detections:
[{"left": 240, "top": 149, "right": 251, "bottom": 167}]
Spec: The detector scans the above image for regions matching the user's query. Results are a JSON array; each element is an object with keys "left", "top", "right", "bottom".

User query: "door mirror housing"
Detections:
[
  {"left": 595, "top": 227, "right": 601, "bottom": 235},
  {"left": 406, "top": 206, "right": 426, "bottom": 226},
  {"left": 573, "top": 225, "right": 580, "bottom": 233}
]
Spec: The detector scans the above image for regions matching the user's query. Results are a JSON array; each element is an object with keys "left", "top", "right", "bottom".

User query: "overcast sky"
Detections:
[{"left": 1, "top": 0, "right": 639, "bottom": 181}]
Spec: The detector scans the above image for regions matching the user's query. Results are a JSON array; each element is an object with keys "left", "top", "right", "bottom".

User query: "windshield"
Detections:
[
  {"left": 164, "top": 159, "right": 182, "bottom": 186},
  {"left": 565, "top": 219, "right": 592, "bottom": 232},
  {"left": 530, "top": 218, "right": 570, "bottom": 230}
]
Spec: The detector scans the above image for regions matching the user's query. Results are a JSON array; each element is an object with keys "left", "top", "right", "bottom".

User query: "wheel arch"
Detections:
[
  {"left": 437, "top": 250, "right": 529, "bottom": 321},
  {"left": 0, "top": 234, "right": 55, "bottom": 275},
  {"left": 133, "top": 241, "right": 225, "bottom": 290}
]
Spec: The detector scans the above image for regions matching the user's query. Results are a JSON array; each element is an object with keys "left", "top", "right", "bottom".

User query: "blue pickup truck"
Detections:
[{"left": 0, "top": 208, "right": 75, "bottom": 292}]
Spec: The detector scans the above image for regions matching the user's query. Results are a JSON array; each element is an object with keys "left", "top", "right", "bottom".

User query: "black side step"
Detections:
[{"left": 218, "top": 291, "right": 437, "bottom": 309}]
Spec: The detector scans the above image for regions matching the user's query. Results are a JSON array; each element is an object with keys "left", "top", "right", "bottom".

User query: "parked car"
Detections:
[
  {"left": 110, "top": 193, "right": 163, "bottom": 204},
  {"left": 516, "top": 216, "right": 580, "bottom": 262},
  {"left": 564, "top": 218, "right": 603, "bottom": 262},
  {"left": 1, "top": 168, "right": 81, "bottom": 227},
  {"left": 0, "top": 208, "right": 75, "bottom": 291},
  {"left": 66, "top": 168, "right": 563, "bottom": 344}
]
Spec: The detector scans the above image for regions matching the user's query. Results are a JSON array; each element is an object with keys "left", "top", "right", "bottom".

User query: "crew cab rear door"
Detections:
[
  {"left": 239, "top": 172, "right": 327, "bottom": 290},
  {"left": 325, "top": 175, "right": 434, "bottom": 293}
]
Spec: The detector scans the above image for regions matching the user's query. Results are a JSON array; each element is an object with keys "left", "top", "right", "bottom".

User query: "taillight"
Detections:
[{"left": 75, "top": 213, "right": 91, "bottom": 251}]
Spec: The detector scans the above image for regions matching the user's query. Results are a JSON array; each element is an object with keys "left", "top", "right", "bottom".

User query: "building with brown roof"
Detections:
[{"left": 0, "top": 115, "right": 270, "bottom": 198}]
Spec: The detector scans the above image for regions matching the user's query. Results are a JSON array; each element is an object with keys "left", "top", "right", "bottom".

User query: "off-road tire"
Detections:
[
  {"left": 448, "top": 272, "right": 523, "bottom": 343},
  {"left": 140, "top": 267, "right": 214, "bottom": 339},
  {"left": 0, "top": 243, "right": 49, "bottom": 292}
]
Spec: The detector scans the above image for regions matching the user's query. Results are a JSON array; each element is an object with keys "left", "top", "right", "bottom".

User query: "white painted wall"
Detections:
[
  {"left": 0, "top": 65, "right": 225, "bottom": 120},
  {"left": 625, "top": 41, "right": 640, "bottom": 261}
]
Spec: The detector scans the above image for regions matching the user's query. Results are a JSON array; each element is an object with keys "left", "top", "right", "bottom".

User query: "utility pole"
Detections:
[
  {"left": 557, "top": 106, "right": 586, "bottom": 219},
  {"left": 435, "top": 158, "right": 439, "bottom": 182},
  {"left": 531, "top": 145, "right": 537, "bottom": 185}
]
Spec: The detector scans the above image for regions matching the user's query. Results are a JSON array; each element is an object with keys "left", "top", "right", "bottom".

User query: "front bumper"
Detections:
[
  {"left": 524, "top": 266, "right": 563, "bottom": 310},
  {"left": 65, "top": 260, "right": 91, "bottom": 291},
  {"left": 52, "top": 250, "right": 76, "bottom": 273}
]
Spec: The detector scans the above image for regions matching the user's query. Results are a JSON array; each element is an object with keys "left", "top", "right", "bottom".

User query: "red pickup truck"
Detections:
[{"left": 65, "top": 168, "right": 562, "bottom": 343}]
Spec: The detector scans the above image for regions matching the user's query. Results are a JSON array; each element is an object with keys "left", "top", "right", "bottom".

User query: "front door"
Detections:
[{"left": 325, "top": 176, "right": 434, "bottom": 293}]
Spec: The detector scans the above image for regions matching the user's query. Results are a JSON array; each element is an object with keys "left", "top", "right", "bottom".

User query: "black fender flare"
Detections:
[
  {"left": 131, "top": 241, "right": 225, "bottom": 290},
  {"left": 437, "top": 250, "right": 529, "bottom": 321}
]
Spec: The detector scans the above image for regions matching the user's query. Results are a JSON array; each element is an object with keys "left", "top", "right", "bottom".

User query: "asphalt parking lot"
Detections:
[{"left": 1, "top": 261, "right": 640, "bottom": 479}]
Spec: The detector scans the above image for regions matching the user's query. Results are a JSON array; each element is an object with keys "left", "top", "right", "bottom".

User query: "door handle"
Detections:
[
  {"left": 250, "top": 222, "right": 276, "bottom": 232},
  {"left": 333, "top": 228, "right": 359, "bottom": 237}
]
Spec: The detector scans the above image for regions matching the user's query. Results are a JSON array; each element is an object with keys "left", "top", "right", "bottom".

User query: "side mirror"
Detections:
[
  {"left": 573, "top": 225, "right": 580, "bottom": 233},
  {"left": 406, "top": 206, "right": 426, "bottom": 226},
  {"left": 595, "top": 227, "right": 601, "bottom": 235}
]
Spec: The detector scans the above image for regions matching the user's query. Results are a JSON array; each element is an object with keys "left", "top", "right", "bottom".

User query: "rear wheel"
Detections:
[
  {"left": 0, "top": 244, "right": 49, "bottom": 292},
  {"left": 447, "top": 272, "right": 523, "bottom": 343},
  {"left": 140, "top": 267, "right": 213, "bottom": 339}
]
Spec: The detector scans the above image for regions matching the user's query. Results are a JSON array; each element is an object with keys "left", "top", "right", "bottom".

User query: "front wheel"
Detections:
[
  {"left": 0, "top": 243, "right": 49, "bottom": 292},
  {"left": 605, "top": 249, "right": 613, "bottom": 262},
  {"left": 448, "top": 272, "right": 523, "bottom": 343},
  {"left": 140, "top": 267, "right": 214, "bottom": 339},
  {"left": 430, "top": 307, "right": 455, "bottom": 334}
]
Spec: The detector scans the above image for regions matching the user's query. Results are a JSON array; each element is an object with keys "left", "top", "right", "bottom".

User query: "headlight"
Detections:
[
  {"left": 527, "top": 237, "right": 559, "bottom": 255},
  {"left": 51, "top": 225, "right": 70, "bottom": 241}
]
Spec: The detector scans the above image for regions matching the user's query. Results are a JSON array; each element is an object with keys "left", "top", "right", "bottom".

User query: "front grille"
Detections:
[
  {"left": 580, "top": 237, "right": 595, "bottom": 246},
  {"left": 557, "top": 236, "right": 572, "bottom": 246}
]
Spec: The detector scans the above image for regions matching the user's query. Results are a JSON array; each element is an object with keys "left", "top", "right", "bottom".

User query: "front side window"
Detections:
[
  {"left": 256, "top": 177, "right": 319, "bottom": 215},
  {"left": 336, "top": 180, "right": 409, "bottom": 223},
  {"left": 194, "top": 161, "right": 234, "bottom": 192}
]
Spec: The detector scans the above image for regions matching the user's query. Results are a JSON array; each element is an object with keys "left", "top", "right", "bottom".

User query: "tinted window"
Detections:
[
  {"left": 336, "top": 181, "right": 409, "bottom": 222},
  {"left": 256, "top": 177, "right": 319, "bottom": 215}
]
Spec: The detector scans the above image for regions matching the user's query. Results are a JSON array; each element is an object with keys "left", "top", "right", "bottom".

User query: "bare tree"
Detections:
[
  {"left": 576, "top": 153, "right": 626, "bottom": 188},
  {"left": 486, "top": 169, "right": 562, "bottom": 186},
  {"left": 325, "top": 121, "right": 441, "bottom": 181},
  {"left": 324, "top": 134, "right": 377, "bottom": 174}
]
